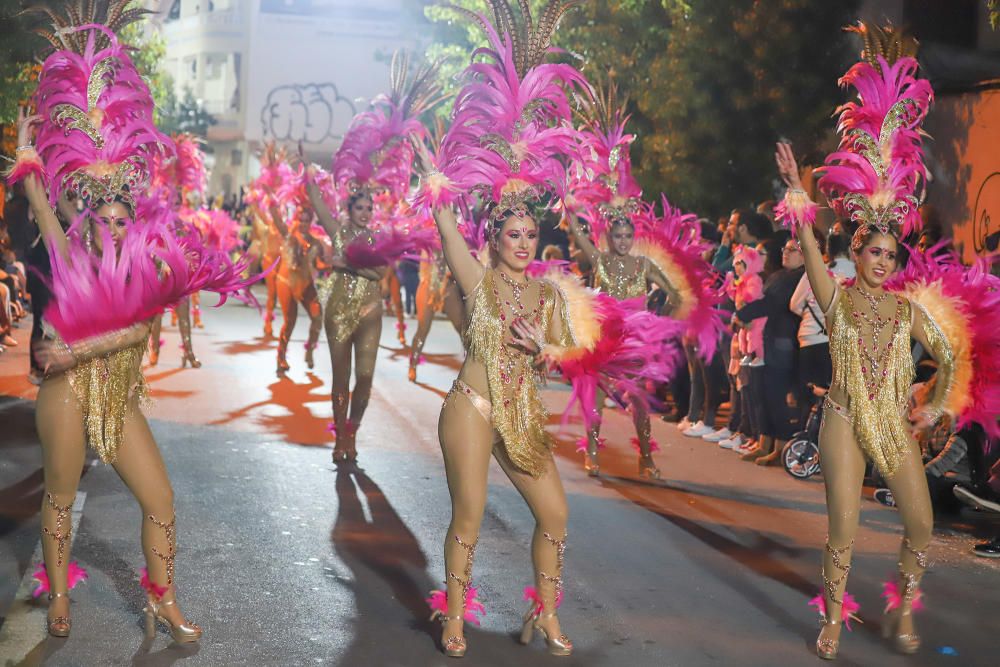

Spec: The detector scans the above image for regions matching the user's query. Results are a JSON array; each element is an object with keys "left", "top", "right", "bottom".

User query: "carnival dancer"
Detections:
[
  {"left": 147, "top": 134, "right": 218, "bottom": 369},
  {"left": 266, "top": 189, "right": 324, "bottom": 374},
  {"left": 307, "top": 51, "right": 443, "bottom": 462},
  {"left": 415, "top": 2, "right": 600, "bottom": 657},
  {"left": 563, "top": 80, "right": 684, "bottom": 478},
  {"left": 775, "top": 24, "right": 1000, "bottom": 660},
  {"left": 8, "top": 6, "right": 254, "bottom": 641},
  {"left": 407, "top": 247, "right": 464, "bottom": 382}
]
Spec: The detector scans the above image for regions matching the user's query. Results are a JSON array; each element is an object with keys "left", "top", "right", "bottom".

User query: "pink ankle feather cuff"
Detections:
[
  {"left": 808, "top": 591, "right": 861, "bottom": 630},
  {"left": 881, "top": 579, "right": 924, "bottom": 613},
  {"left": 139, "top": 567, "right": 169, "bottom": 600},
  {"left": 522, "top": 586, "right": 564, "bottom": 619},
  {"left": 426, "top": 587, "right": 485, "bottom": 625},
  {"left": 31, "top": 561, "right": 88, "bottom": 598}
]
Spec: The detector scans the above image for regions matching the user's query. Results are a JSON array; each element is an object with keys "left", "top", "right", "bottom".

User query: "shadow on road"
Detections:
[
  {"left": 329, "top": 464, "right": 437, "bottom": 663},
  {"left": 207, "top": 373, "right": 331, "bottom": 446}
]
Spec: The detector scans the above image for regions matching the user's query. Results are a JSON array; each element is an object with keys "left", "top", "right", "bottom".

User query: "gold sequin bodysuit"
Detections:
[
  {"left": 594, "top": 255, "right": 647, "bottom": 300},
  {"left": 827, "top": 289, "right": 953, "bottom": 477},
  {"left": 422, "top": 252, "right": 450, "bottom": 312},
  {"left": 321, "top": 227, "right": 381, "bottom": 342},
  {"left": 66, "top": 341, "right": 148, "bottom": 464},
  {"left": 463, "top": 270, "right": 575, "bottom": 477}
]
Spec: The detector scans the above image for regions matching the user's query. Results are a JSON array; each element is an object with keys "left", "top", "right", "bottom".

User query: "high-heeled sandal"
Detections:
[
  {"left": 638, "top": 454, "right": 662, "bottom": 480},
  {"left": 305, "top": 344, "right": 316, "bottom": 370},
  {"left": 429, "top": 612, "right": 467, "bottom": 658},
  {"left": 583, "top": 451, "right": 600, "bottom": 477},
  {"left": 46, "top": 592, "right": 71, "bottom": 638},
  {"left": 815, "top": 621, "right": 840, "bottom": 660},
  {"left": 520, "top": 611, "right": 572, "bottom": 656},
  {"left": 881, "top": 607, "right": 920, "bottom": 654},
  {"left": 144, "top": 596, "right": 202, "bottom": 643},
  {"left": 181, "top": 352, "right": 202, "bottom": 369}
]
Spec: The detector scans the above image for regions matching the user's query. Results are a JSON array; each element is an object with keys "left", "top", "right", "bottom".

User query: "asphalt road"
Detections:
[{"left": 1, "top": 294, "right": 998, "bottom": 667}]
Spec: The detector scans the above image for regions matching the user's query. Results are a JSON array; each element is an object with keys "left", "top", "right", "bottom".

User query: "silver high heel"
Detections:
[{"left": 519, "top": 610, "right": 572, "bottom": 656}]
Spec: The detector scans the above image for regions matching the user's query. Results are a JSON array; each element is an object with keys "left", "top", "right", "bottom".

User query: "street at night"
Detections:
[{"left": 1, "top": 299, "right": 997, "bottom": 666}]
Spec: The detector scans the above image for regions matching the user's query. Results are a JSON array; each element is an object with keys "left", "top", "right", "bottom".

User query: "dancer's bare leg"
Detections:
[
  {"left": 346, "top": 308, "right": 383, "bottom": 438},
  {"left": 325, "top": 318, "right": 353, "bottom": 456},
  {"left": 409, "top": 277, "right": 435, "bottom": 378},
  {"left": 149, "top": 313, "right": 163, "bottom": 365},
  {"left": 36, "top": 376, "right": 87, "bottom": 628},
  {"left": 113, "top": 407, "right": 195, "bottom": 628},
  {"left": 437, "top": 389, "right": 494, "bottom": 648},
  {"left": 263, "top": 266, "right": 279, "bottom": 338},
  {"left": 495, "top": 450, "right": 570, "bottom": 643},
  {"left": 177, "top": 297, "right": 200, "bottom": 368},
  {"left": 816, "top": 410, "right": 867, "bottom": 649},
  {"left": 303, "top": 285, "right": 322, "bottom": 370},
  {"left": 880, "top": 441, "right": 933, "bottom": 641},
  {"left": 276, "top": 278, "right": 297, "bottom": 372}
]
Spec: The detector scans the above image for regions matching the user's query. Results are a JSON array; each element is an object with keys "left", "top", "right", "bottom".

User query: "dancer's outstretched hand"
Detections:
[{"left": 775, "top": 142, "right": 803, "bottom": 190}]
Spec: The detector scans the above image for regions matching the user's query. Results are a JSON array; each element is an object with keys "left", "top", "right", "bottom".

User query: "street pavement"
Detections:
[{"left": 1, "top": 293, "right": 998, "bottom": 667}]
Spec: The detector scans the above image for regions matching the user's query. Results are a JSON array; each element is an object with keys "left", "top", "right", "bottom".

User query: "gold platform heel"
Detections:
[
  {"left": 583, "top": 451, "right": 600, "bottom": 477},
  {"left": 881, "top": 540, "right": 927, "bottom": 655},
  {"left": 815, "top": 621, "right": 840, "bottom": 660},
  {"left": 520, "top": 610, "right": 573, "bottom": 656},
  {"left": 429, "top": 535, "right": 480, "bottom": 658},
  {"left": 638, "top": 454, "right": 662, "bottom": 480},
  {"left": 46, "top": 592, "right": 71, "bottom": 637},
  {"left": 144, "top": 597, "right": 202, "bottom": 643}
]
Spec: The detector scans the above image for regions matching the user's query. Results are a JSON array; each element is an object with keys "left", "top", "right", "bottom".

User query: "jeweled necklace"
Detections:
[{"left": 847, "top": 286, "right": 903, "bottom": 401}]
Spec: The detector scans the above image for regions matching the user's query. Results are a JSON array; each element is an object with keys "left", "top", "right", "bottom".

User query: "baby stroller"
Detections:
[{"left": 782, "top": 384, "right": 827, "bottom": 480}]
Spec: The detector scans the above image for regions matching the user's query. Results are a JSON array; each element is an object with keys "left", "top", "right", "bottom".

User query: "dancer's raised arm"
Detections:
[
  {"left": 565, "top": 212, "right": 600, "bottom": 267},
  {"left": 433, "top": 206, "right": 484, "bottom": 297},
  {"left": 305, "top": 164, "right": 340, "bottom": 238},
  {"left": 16, "top": 113, "right": 67, "bottom": 259},
  {"left": 775, "top": 142, "right": 835, "bottom": 312}
]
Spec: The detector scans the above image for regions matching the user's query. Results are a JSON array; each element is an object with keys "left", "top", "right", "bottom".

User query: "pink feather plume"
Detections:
[
  {"left": 522, "top": 585, "right": 564, "bottom": 619},
  {"left": 881, "top": 579, "right": 924, "bottom": 613},
  {"left": 426, "top": 586, "right": 486, "bottom": 625},
  {"left": 139, "top": 567, "right": 169, "bottom": 600},
  {"left": 808, "top": 591, "right": 862, "bottom": 630},
  {"left": 31, "top": 561, "right": 88, "bottom": 598}
]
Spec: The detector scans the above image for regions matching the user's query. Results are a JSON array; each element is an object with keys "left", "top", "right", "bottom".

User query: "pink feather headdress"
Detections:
[
  {"left": 816, "top": 24, "right": 932, "bottom": 240},
  {"left": 333, "top": 51, "right": 443, "bottom": 204},
  {"left": 566, "top": 78, "right": 642, "bottom": 237},
  {"left": 32, "top": 23, "right": 170, "bottom": 208},
  {"left": 423, "top": 2, "right": 588, "bottom": 224}
]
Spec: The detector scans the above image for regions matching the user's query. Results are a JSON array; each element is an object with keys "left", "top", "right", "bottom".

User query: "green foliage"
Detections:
[
  {"left": 0, "top": 0, "right": 43, "bottom": 124},
  {"left": 120, "top": 20, "right": 177, "bottom": 127},
  {"left": 424, "top": 0, "right": 861, "bottom": 217},
  {"left": 989, "top": 0, "right": 1000, "bottom": 31},
  {"left": 159, "top": 87, "right": 217, "bottom": 138}
]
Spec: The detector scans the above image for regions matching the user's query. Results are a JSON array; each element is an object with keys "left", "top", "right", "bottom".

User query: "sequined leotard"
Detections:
[
  {"left": 825, "top": 287, "right": 953, "bottom": 477},
  {"left": 460, "top": 270, "right": 575, "bottom": 477},
  {"left": 320, "top": 226, "right": 381, "bottom": 342},
  {"left": 65, "top": 338, "right": 149, "bottom": 464},
  {"left": 593, "top": 255, "right": 648, "bottom": 300}
]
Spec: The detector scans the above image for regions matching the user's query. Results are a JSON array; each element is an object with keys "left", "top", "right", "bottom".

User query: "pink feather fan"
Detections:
[
  {"left": 886, "top": 248, "right": 1000, "bottom": 437},
  {"left": 426, "top": 586, "right": 486, "bottom": 625},
  {"left": 632, "top": 196, "right": 725, "bottom": 360},
  {"left": 32, "top": 561, "right": 88, "bottom": 598}
]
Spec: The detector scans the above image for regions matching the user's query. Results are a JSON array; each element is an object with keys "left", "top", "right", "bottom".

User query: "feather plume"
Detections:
[
  {"left": 426, "top": 587, "right": 486, "bottom": 625},
  {"left": 31, "top": 561, "right": 88, "bottom": 598},
  {"left": 139, "top": 567, "right": 169, "bottom": 600},
  {"left": 522, "top": 585, "right": 564, "bottom": 618},
  {"left": 881, "top": 579, "right": 924, "bottom": 613},
  {"left": 886, "top": 248, "right": 1000, "bottom": 437},
  {"left": 809, "top": 591, "right": 862, "bottom": 630}
]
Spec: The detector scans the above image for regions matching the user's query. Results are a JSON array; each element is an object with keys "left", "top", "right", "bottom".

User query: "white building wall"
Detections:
[{"left": 153, "top": 0, "right": 428, "bottom": 197}]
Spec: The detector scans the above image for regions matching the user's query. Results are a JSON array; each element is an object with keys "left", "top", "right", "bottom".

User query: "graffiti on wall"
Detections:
[
  {"left": 972, "top": 171, "right": 1000, "bottom": 254},
  {"left": 259, "top": 83, "right": 357, "bottom": 144}
]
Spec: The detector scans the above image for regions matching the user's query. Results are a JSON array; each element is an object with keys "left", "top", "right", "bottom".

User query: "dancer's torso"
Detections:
[
  {"left": 826, "top": 287, "right": 916, "bottom": 476},
  {"left": 594, "top": 254, "right": 647, "bottom": 300},
  {"left": 457, "top": 269, "right": 570, "bottom": 476},
  {"left": 322, "top": 225, "right": 381, "bottom": 342}
]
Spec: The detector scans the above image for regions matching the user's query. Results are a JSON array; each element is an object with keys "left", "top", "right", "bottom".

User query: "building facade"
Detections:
[{"left": 150, "top": 0, "right": 427, "bottom": 198}]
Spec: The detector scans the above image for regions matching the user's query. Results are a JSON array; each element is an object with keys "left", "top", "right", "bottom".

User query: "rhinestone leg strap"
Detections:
[{"left": 42, "top": 493, "right": 74, "bottom": 567}]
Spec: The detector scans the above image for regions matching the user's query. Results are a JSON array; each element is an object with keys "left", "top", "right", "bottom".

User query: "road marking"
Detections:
[{"left": 0, "top": 492, "right": 86, "bottom": 662}]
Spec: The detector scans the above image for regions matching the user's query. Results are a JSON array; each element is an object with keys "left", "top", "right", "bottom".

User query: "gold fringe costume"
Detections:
[
  {"left": 462, "top": 270, "right": 575, "bottom": 477},
  {"left": 319, "top": 227, "right": 381, "bottom": 342},
  {"left": 826, "top": 286, "right": 953, "bottom": 478}
]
